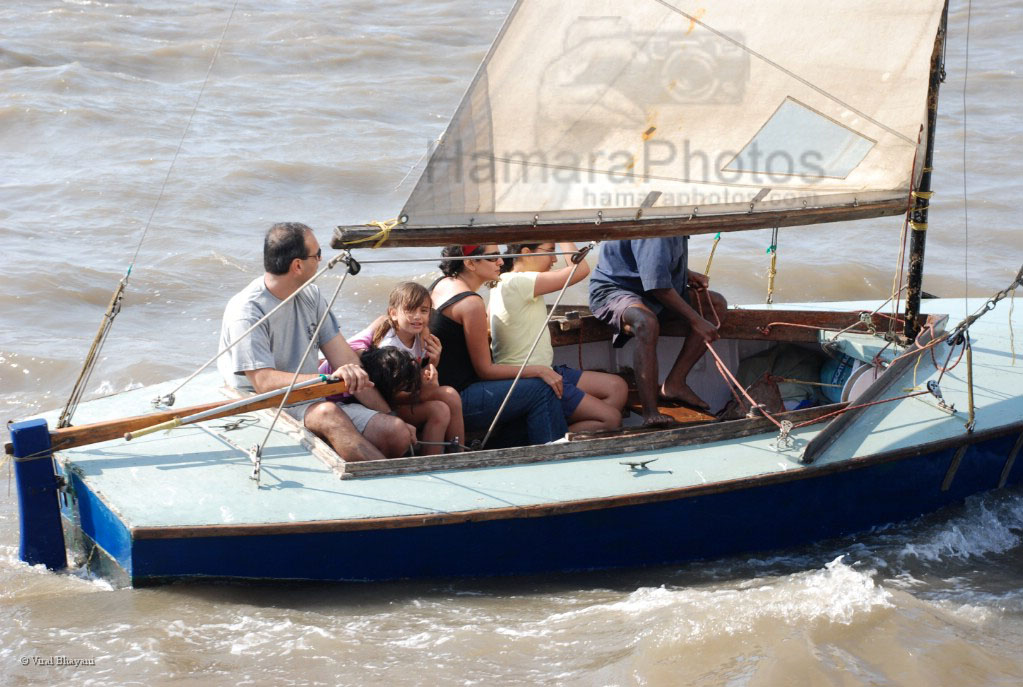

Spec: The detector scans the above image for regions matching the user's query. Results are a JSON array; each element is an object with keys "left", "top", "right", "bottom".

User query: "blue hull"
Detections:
[{"left": 65, "top": 430, "right": 1022, "bottom": 585}]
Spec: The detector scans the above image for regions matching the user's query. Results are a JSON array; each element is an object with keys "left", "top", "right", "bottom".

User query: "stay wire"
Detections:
[
  {"left": 962, "top": 0, "right": 972, "bottom": 306},
  {"left": 59, "top": 1, "right": 240, "bottom": 427},
  {"left": 129, "top": 0, "right": 241, "bottom": 269}
]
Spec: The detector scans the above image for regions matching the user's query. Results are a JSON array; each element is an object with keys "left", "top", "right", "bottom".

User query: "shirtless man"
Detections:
[
  {"left": 217, "top": 222, "right": 414, "bottom": 460},
  {"left": 588, "top": 236, "right": 726, "bottom": 425}
]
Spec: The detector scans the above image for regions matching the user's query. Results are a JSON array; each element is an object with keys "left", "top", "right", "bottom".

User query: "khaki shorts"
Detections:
[{"left": 286, "top": 400, "right": 378, "bottom": 433}]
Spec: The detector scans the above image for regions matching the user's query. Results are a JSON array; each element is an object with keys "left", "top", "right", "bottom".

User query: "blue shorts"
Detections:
[
  {"left": 589, "top": 285, "right": 690, "bottom": 348},
  {"left": 553, "top": 364, "right": 586, "bottom": 418}
]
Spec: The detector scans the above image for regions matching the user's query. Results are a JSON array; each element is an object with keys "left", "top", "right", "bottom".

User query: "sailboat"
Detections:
[{"left": 7, "top": 0, "right": 1022, "bottom": 586}]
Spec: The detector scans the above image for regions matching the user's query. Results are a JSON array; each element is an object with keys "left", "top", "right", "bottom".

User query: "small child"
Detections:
[
  {"left": 490, "top": 242, "right": 628, "bottom": 433},
  {"left": 335, "top": 281, "right": 464, "bottom": 454},
  {"left": 358, "top": 346, "right": 422, "bottom": 407}
]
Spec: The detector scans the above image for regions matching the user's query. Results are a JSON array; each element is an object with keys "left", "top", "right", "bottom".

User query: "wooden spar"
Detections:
[
  {"left": 904, "top": 0, "right": 949, "bottom": 340},
  {"left": 332, "top": 199, "right": 906, "bottom": 249},
  {"left": 2, "top": 380, "right": 347, "bottom": 455}
]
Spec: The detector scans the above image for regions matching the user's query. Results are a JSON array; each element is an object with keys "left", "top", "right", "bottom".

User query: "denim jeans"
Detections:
[{"left": 460, "top": 377, "right": 568, "bottom": 446}]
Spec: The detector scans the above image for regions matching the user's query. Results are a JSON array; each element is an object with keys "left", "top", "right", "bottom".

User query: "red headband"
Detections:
[{"left": 461, "top": 245, "right": 479, "bottom": 256}]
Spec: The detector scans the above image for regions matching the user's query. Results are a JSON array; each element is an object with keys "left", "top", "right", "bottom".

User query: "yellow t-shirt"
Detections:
[{"left": 489, "top": 271, "right": 554, "bottom": 367}]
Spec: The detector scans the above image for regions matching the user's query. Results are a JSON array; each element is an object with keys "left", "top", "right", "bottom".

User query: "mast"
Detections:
[{"left": 904, "top": 1, "right": 949, "bottom": 340}]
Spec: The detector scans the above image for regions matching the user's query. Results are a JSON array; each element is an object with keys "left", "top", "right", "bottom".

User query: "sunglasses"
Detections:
[
  {"left": 303, "top": 248, "right": 322, "bottom": 260},
  {"left": 480, "top": 252, "right": 502, "bottom": 262}
]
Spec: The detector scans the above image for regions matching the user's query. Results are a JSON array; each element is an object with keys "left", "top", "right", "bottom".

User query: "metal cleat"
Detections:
[
  {"left": 927, "top": 380, "right": 956, "bottom": 414},
  {"left": 620, "top": 458, "right": 658, "bottom": 471}
]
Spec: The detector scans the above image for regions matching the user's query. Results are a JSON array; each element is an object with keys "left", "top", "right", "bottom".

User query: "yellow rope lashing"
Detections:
[
  {"left": 910, "top": 221, "right": 928, "bottom": 232},
  {"left": 342, "top": 218, "right": 398, "bottom": 249},
  {"left": 766, "top": 228, "right": 779, "bottom": 305},
  {"left": 704, "top": 232, "right": 721, "bottom": 276}
]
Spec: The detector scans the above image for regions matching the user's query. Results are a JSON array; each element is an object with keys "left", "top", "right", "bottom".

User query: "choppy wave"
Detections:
[
  {"left": 543, "top": 556, "right": 892, "bottom": 639},
  {"left": 896, "top": 490, "right": 1023, "bottom": 563}
]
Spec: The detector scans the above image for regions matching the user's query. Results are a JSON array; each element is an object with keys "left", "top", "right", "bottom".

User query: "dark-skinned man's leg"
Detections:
[
  {"left": 660, "top": 289, "right": 727, "bottom": 410},
  {"left": 621, "top": 304, "right": 675, "bottom": 426}
]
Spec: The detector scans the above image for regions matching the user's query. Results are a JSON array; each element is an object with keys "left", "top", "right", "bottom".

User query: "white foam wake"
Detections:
[
  {"left": 898, "top": 490, "right": 1023, "bottom": 563},
  {"left": 542, "top": 556, "right": 891, "bottom": 643}
]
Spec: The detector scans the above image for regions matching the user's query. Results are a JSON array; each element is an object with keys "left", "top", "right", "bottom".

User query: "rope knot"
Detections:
[{"left": 343, "top": 218, "right": 399, "bottom": 249}]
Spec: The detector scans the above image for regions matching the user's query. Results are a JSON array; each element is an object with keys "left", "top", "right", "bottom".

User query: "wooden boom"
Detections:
[
  {"left": 333, "top": 200, "right": 907, "bottom": 249},
  {"left": 4, "top": 380, "right": 347, "bottom": 455}
]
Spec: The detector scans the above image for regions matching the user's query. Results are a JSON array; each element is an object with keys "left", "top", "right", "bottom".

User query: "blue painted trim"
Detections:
[
  {"left": 68, "top": 472, "right": 133, "bottom": 577},
  {"left": 9, "top": 418, "right": 67, "bottom": 570},
  {"left": 126, "top": 433, "right": 1022, "bottom": 584}
]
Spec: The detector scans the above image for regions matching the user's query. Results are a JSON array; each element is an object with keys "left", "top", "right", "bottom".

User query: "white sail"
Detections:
[{"left": 398, "top": 0, "right": 944, "bottom": 231}]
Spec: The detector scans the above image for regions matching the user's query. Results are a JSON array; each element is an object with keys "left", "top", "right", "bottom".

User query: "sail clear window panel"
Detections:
[{"left": 723, "top": 98, "right": 876, "bottom": 180}]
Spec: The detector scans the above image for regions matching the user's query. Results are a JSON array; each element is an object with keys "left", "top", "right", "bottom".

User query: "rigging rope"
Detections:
[
  {"left": 945, "top": 263, "right": 1023, "bottom": 344},
  {"left": 57, "top": 0, "right": 241, "bottom": 428},
  {"left": 694, "top": 287, "right": 783, "bottom": 429},
  {"left": 964, "top": 337, "right": 976, "bottom": 432},
  {"left": 57, "top": 277, "right": 127, "bottom": 428},
  {"left": 696, "top": 287, "right": 956, "bottom": 442}
]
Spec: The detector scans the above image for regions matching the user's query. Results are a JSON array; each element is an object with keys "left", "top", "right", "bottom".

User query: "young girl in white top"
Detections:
[
  {"left": 489, "top": 242, "right": 628, "bottom": 432},
  {"left": 335, "top": 281, "right": 464, "bottom": 454}
]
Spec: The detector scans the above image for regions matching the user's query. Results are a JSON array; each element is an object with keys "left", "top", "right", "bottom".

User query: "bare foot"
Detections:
[
  {"left": 642, "top": 412, "right": 676, "bottom": 427},
  {"left": 660, "top": 382, "right": 710, "bottom": 410}
]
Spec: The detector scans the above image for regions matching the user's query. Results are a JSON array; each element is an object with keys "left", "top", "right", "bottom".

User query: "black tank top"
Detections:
[{"left": 430, "top": 287, "right": 484, "bottom": 392}]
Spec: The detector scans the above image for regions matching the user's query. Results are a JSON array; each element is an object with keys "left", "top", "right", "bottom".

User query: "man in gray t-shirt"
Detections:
[{"left": 218, "top": 222, "right": 414, "bottom": 461}]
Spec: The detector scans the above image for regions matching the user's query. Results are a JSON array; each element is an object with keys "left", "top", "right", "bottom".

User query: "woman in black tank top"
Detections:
[
  {"left": 430, "top": 245, "right": 567, "bottom": 447},
  {"left": 430, "top": 287, "right": 483, "bottom": 393}
]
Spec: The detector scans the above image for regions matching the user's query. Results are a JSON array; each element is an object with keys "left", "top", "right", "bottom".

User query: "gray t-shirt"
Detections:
[{"left": 217, "top": 276, "right": 340, "bottom": 391}]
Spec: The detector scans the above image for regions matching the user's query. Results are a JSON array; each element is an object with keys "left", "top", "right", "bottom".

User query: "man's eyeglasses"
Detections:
[
  {"left": 303, "top": 248, "right": 322, "bottom": 260},
  {"left": 480, "top": 252, "right": 501, "bottom": 262}
]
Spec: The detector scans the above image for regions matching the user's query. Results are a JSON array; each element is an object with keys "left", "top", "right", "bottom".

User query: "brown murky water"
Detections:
[{"left": 2, "top": 1, "right": 1021, "bottom": 685}]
